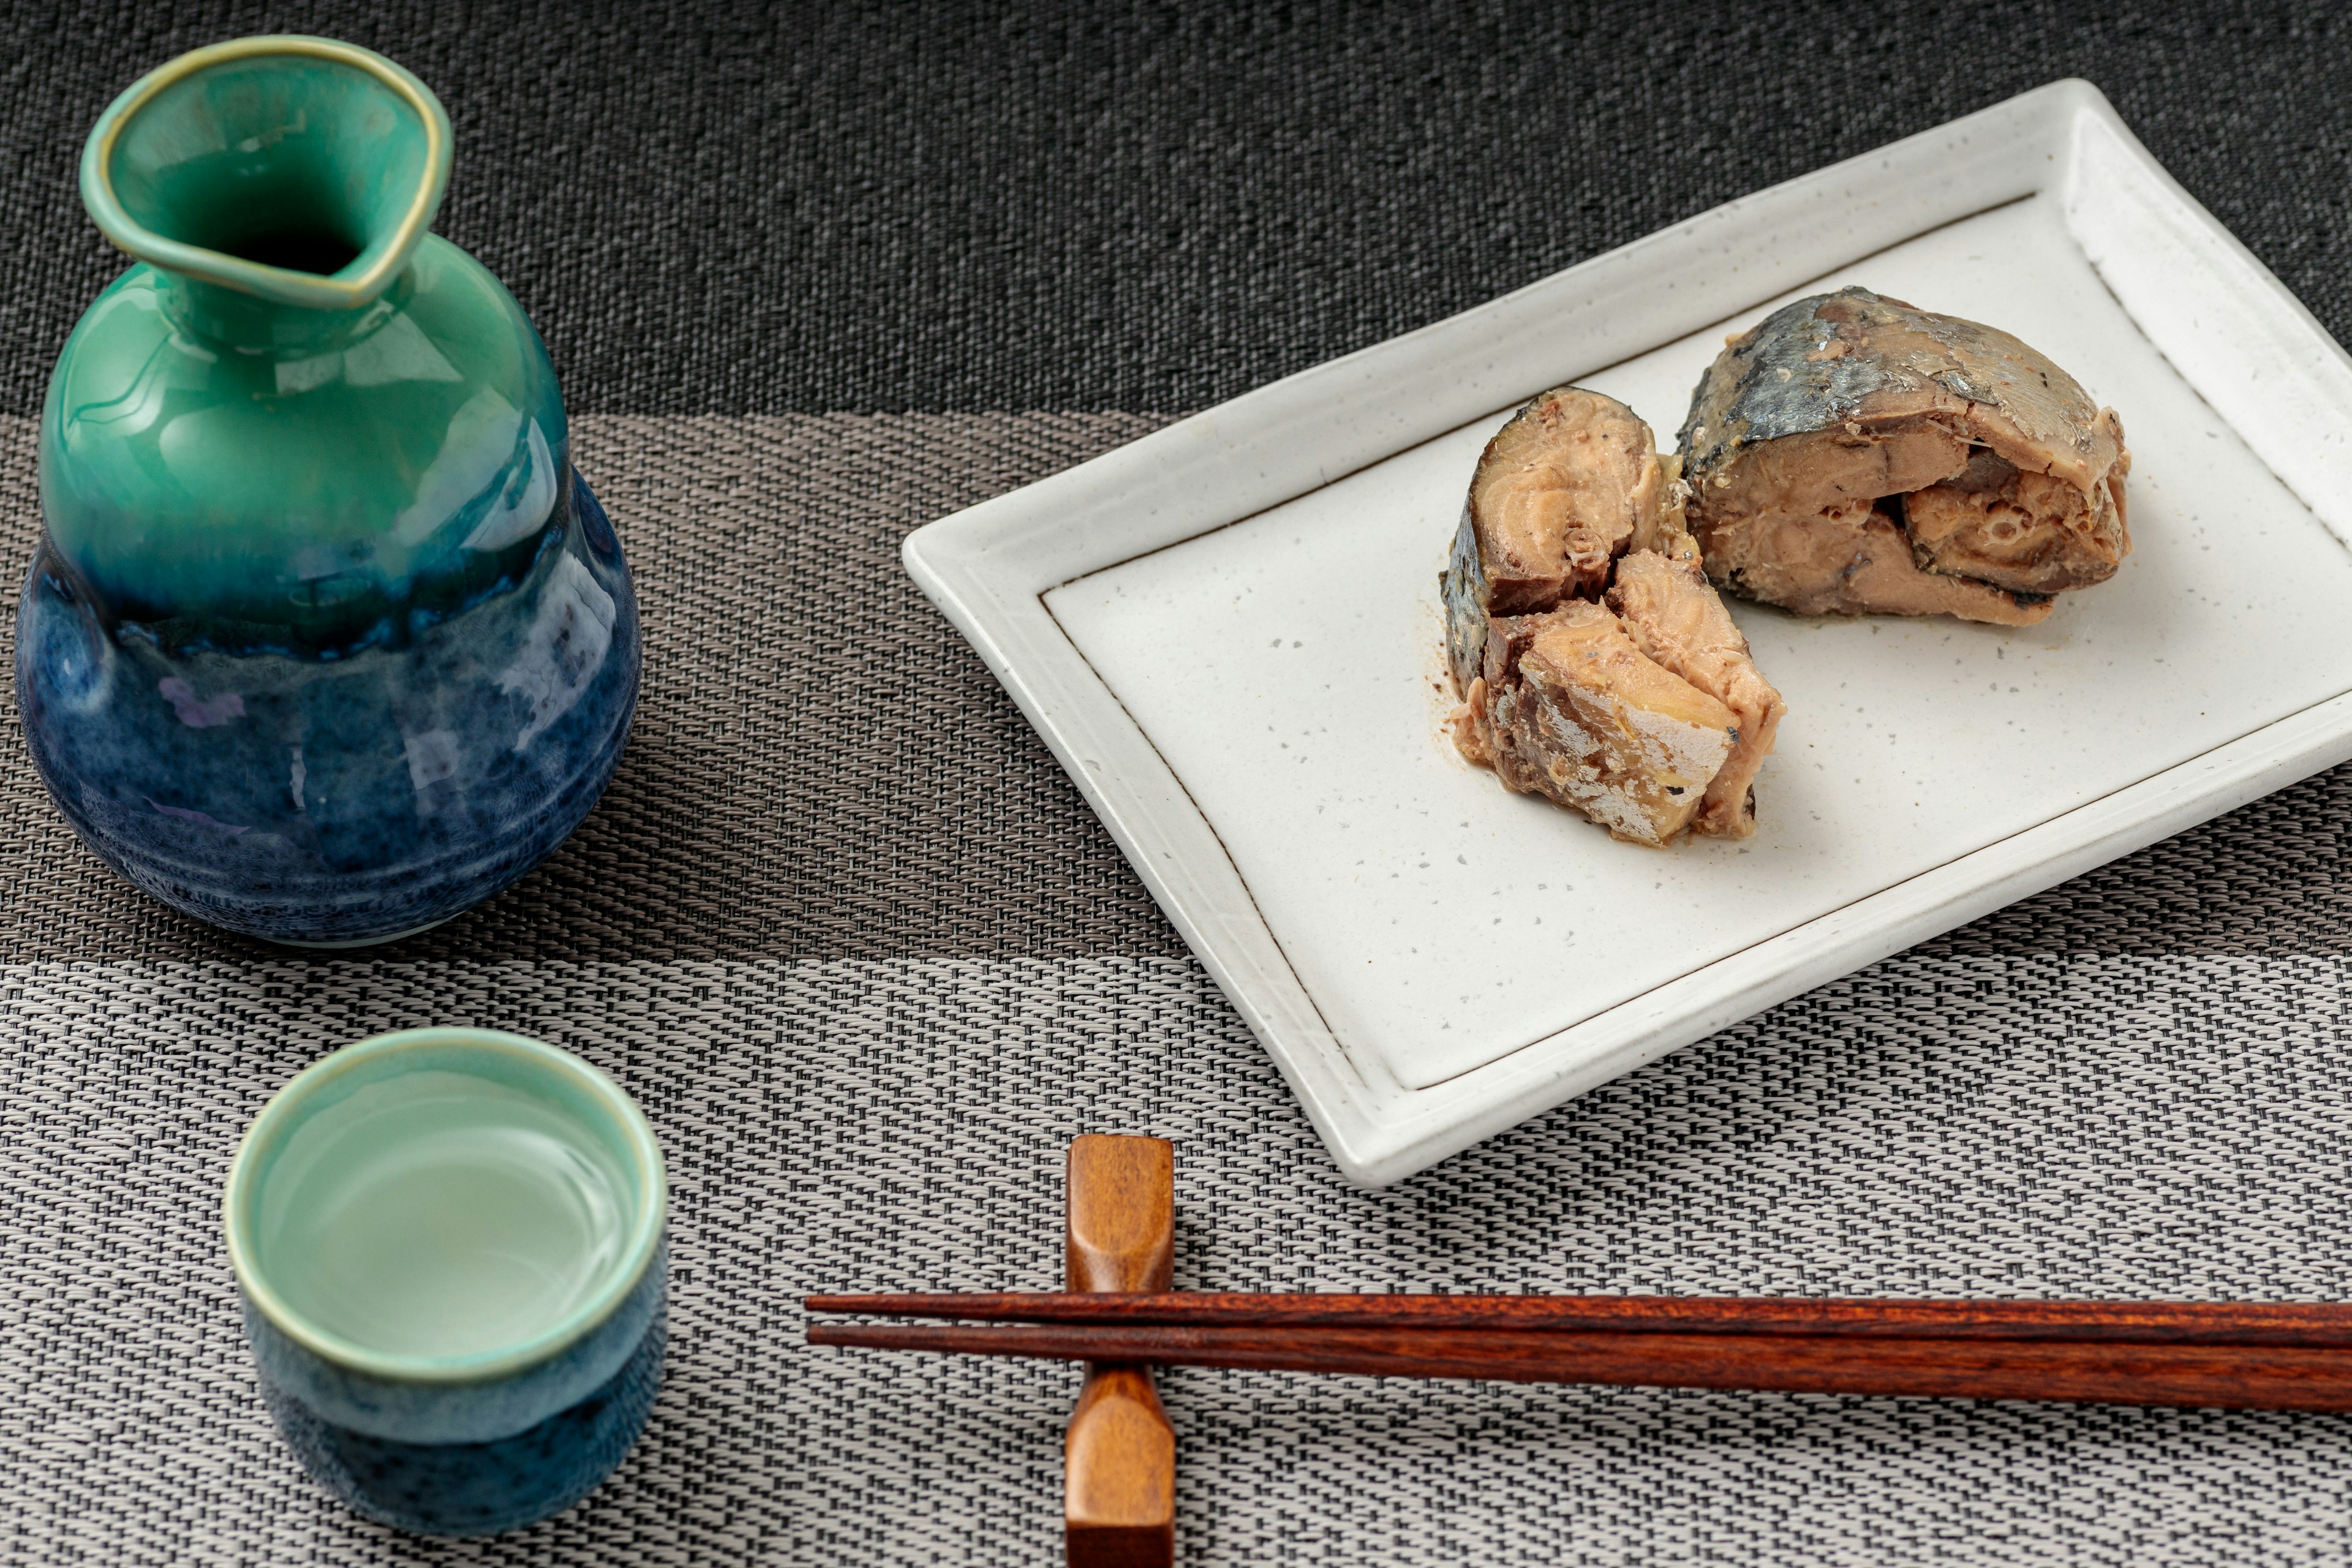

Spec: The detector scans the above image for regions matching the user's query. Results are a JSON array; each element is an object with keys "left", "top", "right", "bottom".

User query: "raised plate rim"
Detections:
[{"left": 902, "top": 79, "right": 2352, "bottom": 1186}]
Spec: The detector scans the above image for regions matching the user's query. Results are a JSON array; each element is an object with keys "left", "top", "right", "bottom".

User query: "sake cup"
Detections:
[{"left": 224, "top": 1028, "right": 668, "bottom": 1536}]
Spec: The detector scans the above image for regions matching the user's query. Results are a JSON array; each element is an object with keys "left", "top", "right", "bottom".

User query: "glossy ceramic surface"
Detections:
[
  {"left": 252, "top": 1284, "right": 666, "bottom": 1537},
  {"left": 226, "top": 1028, "right": 668, "bottom": 1535},
  {"left": 20, "top": 37, "right": 636, "bottom": 944},
  {"left": 904, "top": 81, "right": 2352, "bottom": 1185}
]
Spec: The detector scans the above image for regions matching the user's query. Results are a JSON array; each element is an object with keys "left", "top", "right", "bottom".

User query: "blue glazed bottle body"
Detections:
[{"left": 20, "top": 236, "right": 638, "bottom": 944}]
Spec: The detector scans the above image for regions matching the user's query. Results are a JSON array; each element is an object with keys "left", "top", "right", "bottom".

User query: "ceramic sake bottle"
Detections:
[{"left": 18, "top": 37, "right": 638, "bottom": 946}]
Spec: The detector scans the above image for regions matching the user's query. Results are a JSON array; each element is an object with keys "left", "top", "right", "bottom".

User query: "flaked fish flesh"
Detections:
[
  {"left": 1606, "top": 540, "right": 1784, "bottom": 839},
  {"left": 1472, "top": 601, "right": 1736, "bottom": 845},
  {"left": 1443, "top": 387, "right": 1787, "bottom": 845},
  {"left": 1678, "top": 287, "right": 2131, "bottom": 624},
  {"left": 1443, "top": 386, "right": 1672, "bottom": 693}
]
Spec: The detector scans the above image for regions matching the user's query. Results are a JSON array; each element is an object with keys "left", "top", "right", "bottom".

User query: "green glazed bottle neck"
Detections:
[{"left": 157, "top": 268, "right": 413, "bottom": 356}]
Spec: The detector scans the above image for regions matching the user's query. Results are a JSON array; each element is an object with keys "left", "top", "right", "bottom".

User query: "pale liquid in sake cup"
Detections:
[{"left": 255, "top": 1071, "right": 633, "bottom": 1359}]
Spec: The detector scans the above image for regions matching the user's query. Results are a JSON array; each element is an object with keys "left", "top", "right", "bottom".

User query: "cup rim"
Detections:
[
  {"left": 223, "top": 1027, "right": 668, "bottom": 1385},
  {"left": 80, "top": 35, "right": 453, "bottom": 312}
]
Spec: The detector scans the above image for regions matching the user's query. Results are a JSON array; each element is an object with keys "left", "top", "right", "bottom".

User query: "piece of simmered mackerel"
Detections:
[
  {"left": 1607, "top": 535, "right": 1785, "bottom": 839},
  {"left": 1444, "top": 386, "right": 1783, "bottom": 843},
  {"left": 1468, "top": 602, "right": 1738, "bottom": 846},
  {"left": 1442, "top": 387, "right": 1672, "bottom": 691},
  {"left": 1679, "top": 287, "right": 2131, "bottom": 624}
]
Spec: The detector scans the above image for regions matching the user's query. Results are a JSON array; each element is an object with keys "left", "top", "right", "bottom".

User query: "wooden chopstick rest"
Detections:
[{"left": 1061, "top": 1135, "right": 1175, "bottom": 1568}]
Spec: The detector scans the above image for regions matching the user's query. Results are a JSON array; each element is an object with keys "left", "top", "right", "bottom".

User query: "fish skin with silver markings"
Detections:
[
  {"left": 1678, "top": 287, "right": 2131, "bottom": 624},
  {"left": 1442, "top": 386, "right": 1785, "bottom": 845}
]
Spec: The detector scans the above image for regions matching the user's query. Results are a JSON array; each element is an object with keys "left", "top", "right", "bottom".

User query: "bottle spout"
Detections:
[{"left": 79, "top": 36, "right": 451, "bottom": 322}]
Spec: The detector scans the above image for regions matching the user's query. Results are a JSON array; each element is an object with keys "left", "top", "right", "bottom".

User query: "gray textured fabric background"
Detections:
[
  {"left": 5, "top": 409, "right": 2352, "bottom": 1564},
  {"left": 6, "top": 8, "right": 2352, "bottom": 1556},
  {"left": 5, "top": 3, "right": 2351, "bottom": 418},
  {"left": 9, "top": 12, "right": 2352, "bottom": 1561},
  {"left": 12, "top": 952, "right": 2352, "bottom": 1566}
]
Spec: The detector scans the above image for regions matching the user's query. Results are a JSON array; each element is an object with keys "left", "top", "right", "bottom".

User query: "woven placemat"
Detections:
[
  {"left": 7, "top": 2, "right": 2352, "bottom": 1562},
  {"left": 6, "top": 414, "right": 2352, "bottom": 1566}
]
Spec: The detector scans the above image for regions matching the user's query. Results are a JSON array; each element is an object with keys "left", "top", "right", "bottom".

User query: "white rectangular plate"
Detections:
[{"left": 905, "top": 81, "right": 2352, "bottom": 1186}]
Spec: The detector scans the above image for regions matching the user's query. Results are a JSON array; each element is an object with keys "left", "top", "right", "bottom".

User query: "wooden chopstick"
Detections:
[
  {"left": 802, "top": 1318, "right": 2352, "bottom": 1412},
  {"left": 804, "top": 1292, "right": 2352, "bottom": 1347}
]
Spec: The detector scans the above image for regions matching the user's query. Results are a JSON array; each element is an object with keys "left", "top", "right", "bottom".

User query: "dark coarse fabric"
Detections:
[{"left": 5, "top": 5, "right": 2352, "bottom": 1565}]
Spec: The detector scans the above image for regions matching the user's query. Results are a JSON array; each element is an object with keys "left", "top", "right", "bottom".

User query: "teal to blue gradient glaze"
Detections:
[
  {"left": 47, "top": 241, "right": 569, "bottom": 643},
  {"left": 226, "top": 1029, "right": 669, "bottom": 1535},
  {"left": 51, "top": 38, "right": 559, "bottom": 633},
  {"left": 20, "top": 37, "right": 636, "bottom": 944}
]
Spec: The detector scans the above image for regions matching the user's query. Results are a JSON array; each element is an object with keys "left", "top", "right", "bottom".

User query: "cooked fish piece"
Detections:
[
  {"left": 1607, "top": 543, "right": 1785, "bottom": 839},
  {"left": 1443, "top": 387, "right": 1673, "bottom": 692},
  {"left": 1902, "top": 450, "right": 2125, "bottom": 592},
  {"left": 1679, "top": 287, "right": 2130, "bottom": 624},
  {"left": 1466, "top": 601, "right": 1738, "bottom": 847},
  {"left": 1444, "top": 386, "right": 1785, "bottom": 843}
]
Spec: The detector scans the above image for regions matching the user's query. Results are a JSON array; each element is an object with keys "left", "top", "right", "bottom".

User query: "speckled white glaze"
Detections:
[{"left": 905, "top": 81, "right": 2352, "bottom": 1186}]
